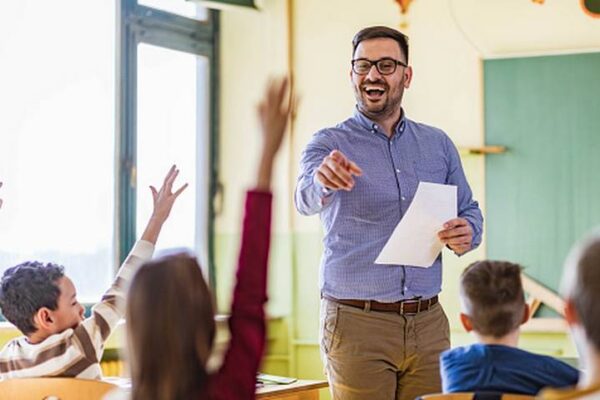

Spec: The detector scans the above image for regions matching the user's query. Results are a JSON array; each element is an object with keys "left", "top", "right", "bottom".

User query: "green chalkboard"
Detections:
[{"left": 484, "top": 53, "right": 600, "bottom": 307}]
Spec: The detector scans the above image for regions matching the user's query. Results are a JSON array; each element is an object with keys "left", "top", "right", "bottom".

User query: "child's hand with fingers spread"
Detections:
[
  {"left": 257, "top": 77, "right": 293, "bottom": 158},
  {"left": 149, "top": 165, "right": 188, "bottom": 224},
  {"left": 256, "top": 77, "right": 294, "bottom": 190}
]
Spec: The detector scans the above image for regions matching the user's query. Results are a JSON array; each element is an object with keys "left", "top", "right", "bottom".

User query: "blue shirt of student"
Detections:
[{"left": 441, "top": 344, "right": 579, "bottom": 395}]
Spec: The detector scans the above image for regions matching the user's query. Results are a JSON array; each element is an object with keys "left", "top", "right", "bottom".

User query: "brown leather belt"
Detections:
[{"left": 323, "top": 294, "right": 438, "bottom": 314}]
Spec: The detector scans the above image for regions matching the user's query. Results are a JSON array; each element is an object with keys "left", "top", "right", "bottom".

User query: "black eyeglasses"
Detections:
[{"left": 351, "top": 58, "right": 407, "bottom": 76}]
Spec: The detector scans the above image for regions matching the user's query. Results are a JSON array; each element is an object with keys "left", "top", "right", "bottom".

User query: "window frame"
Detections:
[{"left": 116, "top": 0, "right": 220, "bottom": 288}]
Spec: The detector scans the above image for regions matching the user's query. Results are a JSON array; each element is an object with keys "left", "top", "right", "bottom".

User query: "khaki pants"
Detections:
[{"left": 320, "top": 298, "right": 450, "bottom": 400}]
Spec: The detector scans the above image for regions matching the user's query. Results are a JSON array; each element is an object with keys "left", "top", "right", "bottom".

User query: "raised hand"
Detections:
[
  {"left": 258, "top": 77, "right": 292, "bottom": 159},
  {"left": 438, "top": 217, "right": 473, "bottom": 255},
  {"left": 140, "top": 165, "right": 188, "bottom": 244},
  {"left": 316, "top": 150, "right": 363, "bottom": 191},
  {"left": 256, "top": 77, "right": 294, "bottom": 190},
  {"left": 149, "top": 165, "right": 188, "bottom": 224}
]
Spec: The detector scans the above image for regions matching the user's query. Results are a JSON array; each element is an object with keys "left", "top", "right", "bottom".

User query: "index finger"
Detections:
[
  {"left": 166, "top": 168, "right": 180, "bottom": 191},
  {"left": 163, "top": 165, "right": 177, "bottom": 185},
  {"left": 443, "top": 218, "right": 468, "bottom": 229},
  {"left": 330, "top": 150, "right": 362, "bottom": 176},
  {"left": 329, "top": 150, "right": 348, "bottom": 166},
  {"left": 348, "top": 161, "right": 363, "bottom": 176}
]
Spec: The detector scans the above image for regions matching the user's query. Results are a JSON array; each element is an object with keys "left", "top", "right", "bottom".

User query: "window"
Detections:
[
  {"left": 139, "top": 0, "right": 209, "bottom": 20},
  {"left": 0, "top": 0, "right": 116, "bottom": 301},
  {"left": 0, "top": 0, "right": 219, "bottom": 306},
  {"left": 118, "top": 0, "right": 219, "bottom": 282},
  {"left": 136, "top": 44, "right": 210, "bottom": 263}
]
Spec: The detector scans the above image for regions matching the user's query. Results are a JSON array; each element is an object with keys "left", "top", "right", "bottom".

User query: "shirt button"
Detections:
[
  {"left": 401, "top": 196, "right": 406, "bottom": 201},
  {"left": 396, "top": 169, "right": 400, "bottom": 173}
]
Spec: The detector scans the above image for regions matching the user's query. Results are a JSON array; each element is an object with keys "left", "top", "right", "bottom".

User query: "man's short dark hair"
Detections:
[
  {"left": 352, "top": 26, "right": 409, "bottom": 63},
  {"left": 460, "top": 260, "right": 525, "bottom": 338},
  {"left": 562, "top": 233, "right": 600, "bottom": 351},
  {"left": 0, "top": 261, "right": 65, "bottom": 335}
]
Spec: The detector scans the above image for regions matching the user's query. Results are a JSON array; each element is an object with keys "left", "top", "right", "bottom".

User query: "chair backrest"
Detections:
[
  {"left": 419, "top": 393, "right": 536, "bottom": 400},
  {"left": 0, "top": 377, "right": 118, "bottom": 400}
]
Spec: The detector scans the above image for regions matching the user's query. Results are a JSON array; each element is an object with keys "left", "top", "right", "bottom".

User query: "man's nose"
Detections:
[{"left": 365, "top": 64, "right": 383, "bottom": 80}]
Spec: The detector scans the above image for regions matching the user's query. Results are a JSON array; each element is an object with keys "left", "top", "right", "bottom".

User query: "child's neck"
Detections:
[
  {"left": 473, "top": 329, "right": 520, "bottom": 347},
  {"left": 27, "top": 330, "right": 50, "bottom": 345},
  {"left": 578, "top": 344, "right": 600, "bottom": 389}
]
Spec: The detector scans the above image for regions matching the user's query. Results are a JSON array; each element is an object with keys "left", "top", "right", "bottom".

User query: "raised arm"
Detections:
[
  {"left": 79, "top": 166, "right": 187, "bottom": 360},
  {"left": 210, "top": 77, "right": 292, "bottom": 400}
]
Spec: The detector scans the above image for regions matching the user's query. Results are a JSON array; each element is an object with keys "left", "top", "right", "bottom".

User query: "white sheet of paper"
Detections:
[{"left": 375, "top": 182, "right": 457, "bottom": 268}]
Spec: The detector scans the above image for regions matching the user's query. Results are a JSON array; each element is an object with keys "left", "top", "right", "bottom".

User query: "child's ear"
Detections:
[
  {"left": 564, "top": 298, "right": 579, "bottom": 327},
  {"left": 459, "top": 313, "right": 473, "bottom": 332},
  {"left": 521, "top": 303, "right": 530, "bottom": 325},
  {"left": 34, "top": 307, "right": 54, "bottom": 330}
]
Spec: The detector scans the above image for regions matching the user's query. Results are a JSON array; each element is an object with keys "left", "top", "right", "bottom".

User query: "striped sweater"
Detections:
[{"left": 0, "top": 240, "right": 154, "bottom": 380}]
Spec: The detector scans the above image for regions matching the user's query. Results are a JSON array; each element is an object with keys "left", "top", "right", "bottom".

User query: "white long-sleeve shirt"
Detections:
[{"left": 0, "top": 240, "right": 154, "bottom": 380}]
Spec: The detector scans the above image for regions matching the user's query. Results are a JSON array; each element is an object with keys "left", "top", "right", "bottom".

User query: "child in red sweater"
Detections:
[{"left": 114, "top": 78, "right": 292, "bottom": 400}]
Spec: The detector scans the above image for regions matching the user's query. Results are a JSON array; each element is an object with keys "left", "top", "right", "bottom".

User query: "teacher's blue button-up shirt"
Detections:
[{"left": 295, "top": 109, "right": 483, "bottom": 302}]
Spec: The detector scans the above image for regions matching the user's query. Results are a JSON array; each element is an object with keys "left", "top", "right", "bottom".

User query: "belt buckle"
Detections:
[
  {"left": 417, "top": 299, "right": 422, "bottom": 313},
  {"left": 399, "top": 301, "right": 405, "bottom": 315}
]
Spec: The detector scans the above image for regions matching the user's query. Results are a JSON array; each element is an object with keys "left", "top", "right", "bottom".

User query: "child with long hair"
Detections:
[{"left": 107, "top": 78, "right": 292, "bottom": 400}]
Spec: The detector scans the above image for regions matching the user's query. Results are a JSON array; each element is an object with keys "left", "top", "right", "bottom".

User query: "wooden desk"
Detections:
[{"left": 256, "top": 379, "right": 328, "bottom": 400}]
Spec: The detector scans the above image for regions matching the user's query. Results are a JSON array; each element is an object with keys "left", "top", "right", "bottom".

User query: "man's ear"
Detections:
[
  {"left": 460, "top": 313, "right": 473, "bottom": 332},
  {"left": 564, "top": 298, "right": 579, "bottom": 327},
  {"left": 521, "top": 303, "right": 530, "bottom": 325},
  {"left": 403, "top": 66, "right": 413, "bottom": 89},
  {"left": 33, "top": 307, "right": 54, "bottom": 331}
]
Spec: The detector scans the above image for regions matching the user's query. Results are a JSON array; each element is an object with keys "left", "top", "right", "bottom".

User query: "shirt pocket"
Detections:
[{"left": 414, "top": 161, "right": 448, "bottom": 184}]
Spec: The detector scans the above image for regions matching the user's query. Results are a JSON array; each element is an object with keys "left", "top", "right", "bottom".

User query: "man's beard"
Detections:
[{"left": 355, "top": 79, "right": 404, "bottom": 121}]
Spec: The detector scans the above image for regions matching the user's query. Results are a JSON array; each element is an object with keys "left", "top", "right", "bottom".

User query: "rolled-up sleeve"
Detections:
[{"left": 445, "top": 135, "right": 484, "bottom": 251}]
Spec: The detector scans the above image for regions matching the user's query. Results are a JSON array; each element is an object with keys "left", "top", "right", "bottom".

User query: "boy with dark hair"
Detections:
[
  {"left": 541, "top": 233, "right": 600, "bottom": 399},
  {"left": 0, "top": 166, "right": 186, "bottom": 380},
  {"left": 441, "top": 260, "right": 578, "bottom": 395}
]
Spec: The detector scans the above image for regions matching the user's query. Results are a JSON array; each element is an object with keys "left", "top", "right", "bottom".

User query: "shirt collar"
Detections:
[{"left": 352, "top": 106, "right": 407, "bottom": 138}]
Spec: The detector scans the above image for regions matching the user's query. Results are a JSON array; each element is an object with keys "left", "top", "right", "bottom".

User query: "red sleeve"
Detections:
[{"left": 208, "top": 190, "right": 272, "bottom": 400}]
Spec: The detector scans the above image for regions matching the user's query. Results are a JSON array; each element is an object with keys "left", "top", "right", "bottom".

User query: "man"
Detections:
[
  {"left": 540, "top": 233, "right": 600, "bottom": 400},
  {"left": 441, "top": 260, "right": 577, "bottom": 395},
  {"left": 295, "top": 26, "right": 483, "bottom": 400}
]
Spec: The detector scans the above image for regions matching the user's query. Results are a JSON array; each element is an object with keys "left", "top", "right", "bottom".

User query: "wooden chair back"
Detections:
[
  {"left": 419, "top": 393, "right": 535, "bottom": 400},
  {"left": 0, "top": 377, "right": 117, "bottom": 400}
]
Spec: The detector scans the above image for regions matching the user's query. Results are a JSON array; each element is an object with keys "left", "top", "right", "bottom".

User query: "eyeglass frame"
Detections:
[{"left": 351, "top": 57, "right": 408, "bottom": 76}]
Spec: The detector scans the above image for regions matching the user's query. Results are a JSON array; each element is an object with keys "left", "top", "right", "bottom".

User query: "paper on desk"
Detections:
[{"left": 375, "top": 182, "right": 457, "bottom": 268}]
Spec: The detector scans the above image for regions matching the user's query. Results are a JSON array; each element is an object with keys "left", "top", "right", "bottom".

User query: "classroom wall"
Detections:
[{"left": 216, "top": 0, "right": 600, "bottom": 382}]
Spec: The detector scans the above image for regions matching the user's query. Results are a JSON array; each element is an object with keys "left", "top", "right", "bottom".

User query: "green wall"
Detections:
[{"left": 485, "top": 53, "right": 600, "bottom": 297}]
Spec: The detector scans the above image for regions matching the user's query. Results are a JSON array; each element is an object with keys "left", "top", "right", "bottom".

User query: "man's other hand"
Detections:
[{"left": 438, "top": 217, "right": 473, "bottom": 255}]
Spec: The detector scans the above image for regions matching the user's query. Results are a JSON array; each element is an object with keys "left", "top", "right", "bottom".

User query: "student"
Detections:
[
  {"left": 104, "top": 77, "right": 292, "bottom": 400},
  {"left": 440, "top": 260, "right": 578, "bottom": 395},
  {"left": 540, "top": 233, "right": 600, "bottom": 399},
  {"left": 0, "top": 167, "right": 186, "bottom": 380}
]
